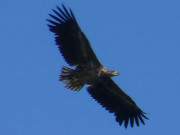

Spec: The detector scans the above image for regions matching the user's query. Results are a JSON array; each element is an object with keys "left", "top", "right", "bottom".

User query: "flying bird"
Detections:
[{"left": 47, "top": 4, "right": 148, "bottom": 128}]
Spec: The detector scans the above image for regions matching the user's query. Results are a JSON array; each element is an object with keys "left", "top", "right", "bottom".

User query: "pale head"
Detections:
[{"left": 100, "top": 67, "right": 119, "bottom": 77}]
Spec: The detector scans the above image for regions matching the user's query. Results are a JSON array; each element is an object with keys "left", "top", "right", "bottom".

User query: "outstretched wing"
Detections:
[
  {"left": 47, "top": 4, "right": 101, "bottom": 67},
  {"left": 87, "top": 77, "right": 148, "bottom": 128}
]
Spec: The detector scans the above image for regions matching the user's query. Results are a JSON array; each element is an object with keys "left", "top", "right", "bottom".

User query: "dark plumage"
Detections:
[
  {"left": 47, "top": 5, "right": 101, "bottom": 67},
  {"left": 88, "top": 77, "right": 148, "bottom": 128},
  {"left": 47, "top": 4, "right": 148, "bottom": 128}
]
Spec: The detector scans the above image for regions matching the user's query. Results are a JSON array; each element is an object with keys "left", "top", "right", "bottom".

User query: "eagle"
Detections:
[{"left": 47, "top": 4, "right": 148, "bottom": 128}]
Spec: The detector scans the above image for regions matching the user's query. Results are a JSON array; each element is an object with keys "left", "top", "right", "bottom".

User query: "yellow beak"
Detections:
[{"left": 112, "top": 71, "right": 119, "bottom": 76}]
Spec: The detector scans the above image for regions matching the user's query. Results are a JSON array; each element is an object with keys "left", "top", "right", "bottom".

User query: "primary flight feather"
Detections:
[{"left": 47, "top": 4, "right": 148, "bottom": 128}]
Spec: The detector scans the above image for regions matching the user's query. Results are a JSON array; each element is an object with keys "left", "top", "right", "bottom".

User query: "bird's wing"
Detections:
[
  {"left": 87, "top": 77, "right": 148, "bottom": 128},
  {"left": 47, "top": 5, "right": 101, "bottom": 67}
]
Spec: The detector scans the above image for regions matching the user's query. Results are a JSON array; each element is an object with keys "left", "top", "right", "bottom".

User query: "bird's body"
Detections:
[
  {"left": 47, "top": 4, "right": 148, "bottom": 128},
  {"left": 60, "top": 65, "right": 118, "bottom": 91}
]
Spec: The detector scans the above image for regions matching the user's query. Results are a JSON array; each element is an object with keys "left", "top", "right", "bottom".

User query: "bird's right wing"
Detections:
[
  {"left": 47, "top": 5, "right": 101, "bottom": 67},
  {"left": 87, "top": 77, "right": 148, "bottom": 128}
]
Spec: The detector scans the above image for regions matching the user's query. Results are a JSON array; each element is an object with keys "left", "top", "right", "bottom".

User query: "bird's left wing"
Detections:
[
  {"left": 47, "top": 4, "right": 101, "bottom": 67},
  {"left": 87, "top": 77, "right": 148, "bottom": 128}
]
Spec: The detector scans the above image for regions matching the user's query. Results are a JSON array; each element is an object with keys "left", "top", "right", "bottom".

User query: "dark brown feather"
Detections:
[
  {"left": 47, "top": 4, "right": 101, "bottom": 67},
  {"left": 87, "top": 77, "right": 148, "bottom": 128}
]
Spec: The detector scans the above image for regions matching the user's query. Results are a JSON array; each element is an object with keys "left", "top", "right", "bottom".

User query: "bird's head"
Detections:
[
  {"left": 100, "top": 67, "right": 119, "bottom": 77},
  {"left": 109, "top": 70, "right": 119, "bottom": 76}
]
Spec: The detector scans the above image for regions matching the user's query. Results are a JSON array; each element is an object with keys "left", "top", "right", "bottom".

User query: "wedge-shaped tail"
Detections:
[{"left": 60, "top": 66, "right": 84, "bottom": 91}]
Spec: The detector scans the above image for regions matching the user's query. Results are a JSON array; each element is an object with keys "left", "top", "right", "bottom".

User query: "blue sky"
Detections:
[{"left": 0, "top": 0, "right": 180, "bottom": 134}]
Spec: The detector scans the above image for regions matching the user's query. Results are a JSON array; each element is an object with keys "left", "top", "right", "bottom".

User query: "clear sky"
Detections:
[{"left": 0, "top": 0, "right": 180, "bottom": 135}]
